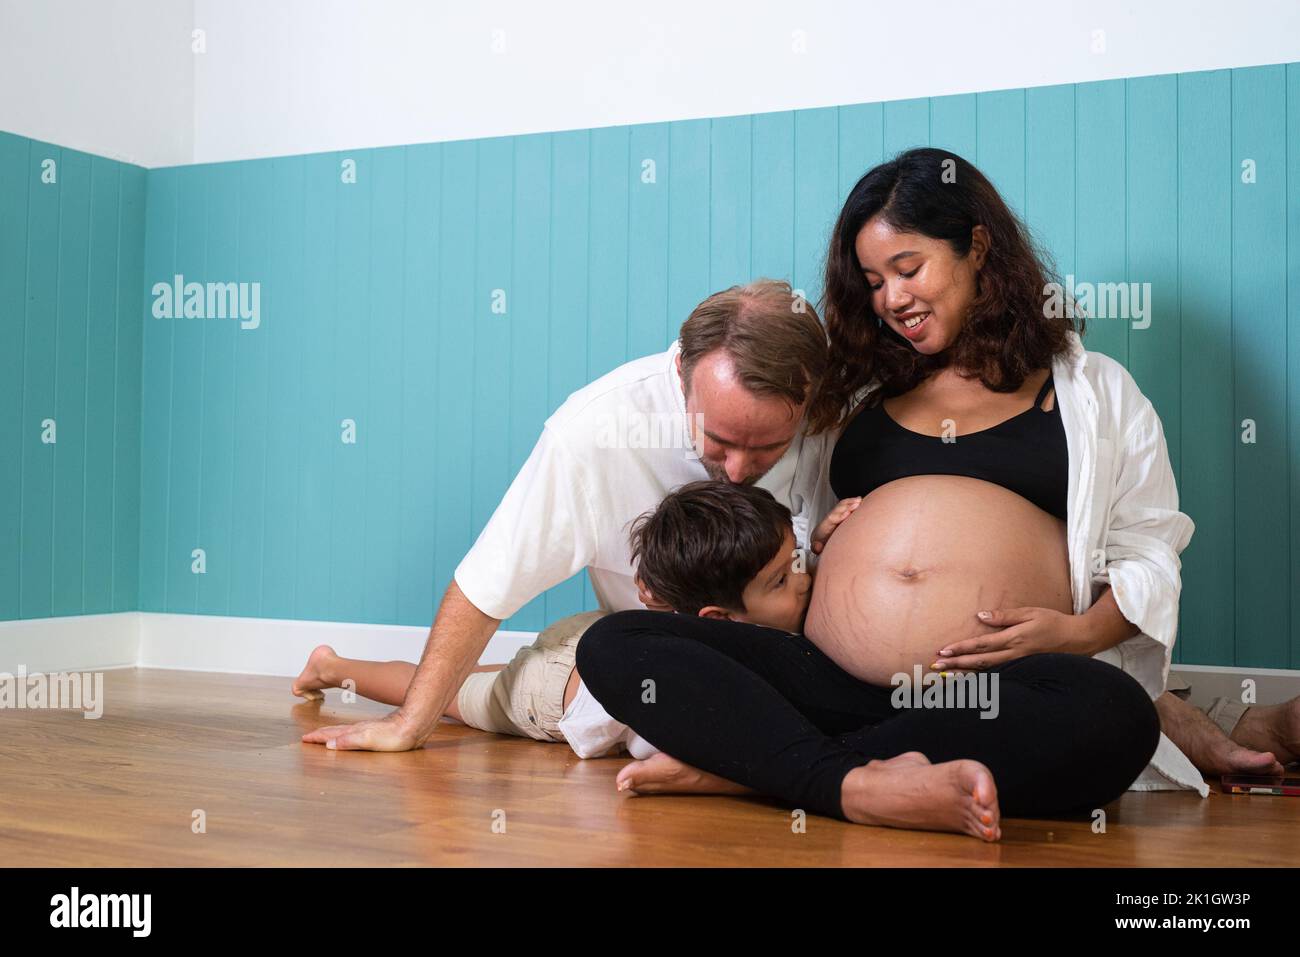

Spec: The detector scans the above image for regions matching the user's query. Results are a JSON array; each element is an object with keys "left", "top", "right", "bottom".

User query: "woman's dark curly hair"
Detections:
[{"left": 810, "top": 147, "right": 1084, "bottom": 432}]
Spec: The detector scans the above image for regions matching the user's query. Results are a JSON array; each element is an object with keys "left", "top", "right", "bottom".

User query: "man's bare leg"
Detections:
[
  {"left": 293, "top": 645, "right": 502, "bottom": 720},
  {"left": 1228, "top": 698, "right": 1300, "bottom": 767},
  {"left": 1155, "top": 691, "right": 1285, "bottom": 776}
]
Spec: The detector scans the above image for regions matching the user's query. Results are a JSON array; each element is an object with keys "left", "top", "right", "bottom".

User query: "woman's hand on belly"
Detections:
[
  {"left": 935, "top": 583, "right": 1142, "bottom": 671},
  {"left": 930, "top": 605, "right": 1095, "bottom": 673}
]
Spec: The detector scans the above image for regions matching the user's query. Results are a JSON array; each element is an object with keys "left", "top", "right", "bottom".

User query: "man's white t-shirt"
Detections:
[{"left": 453, "top": 340, "right": 836, "bottom": 758}]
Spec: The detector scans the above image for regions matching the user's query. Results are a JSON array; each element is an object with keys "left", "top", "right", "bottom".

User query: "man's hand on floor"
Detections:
[{"left": 301, "top": 711, "right": 424, "bottom": 751}]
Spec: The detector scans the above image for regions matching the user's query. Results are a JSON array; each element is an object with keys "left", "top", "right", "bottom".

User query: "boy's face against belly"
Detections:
[{"left": 804, "top": 475, "right": 1073, "bottom": 686}]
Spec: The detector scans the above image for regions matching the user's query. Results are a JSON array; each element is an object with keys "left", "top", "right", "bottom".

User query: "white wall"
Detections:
[
  {"left": 0, "top": 0, "right": 194, "bottom": 167},
  {"left": 188, "top": 0, "right": 1300, "bottom": 165},
  {"left": 3, "top": 0, "right": 1300, "bottom": 168}
]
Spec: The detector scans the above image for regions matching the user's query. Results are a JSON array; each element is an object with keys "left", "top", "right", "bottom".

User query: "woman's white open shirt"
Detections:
[{"left": 1051, "top": 331, "right": 1205, "bottom": 795}]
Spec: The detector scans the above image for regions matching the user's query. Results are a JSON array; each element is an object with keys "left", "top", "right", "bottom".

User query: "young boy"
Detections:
[{"left": 292, "top": 480, "right": 860, "bottom": 764}]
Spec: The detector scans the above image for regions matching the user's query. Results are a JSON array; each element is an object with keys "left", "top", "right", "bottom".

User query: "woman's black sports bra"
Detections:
[{"left": 829, "top": 372, "right": 1069, "bottom": 520}]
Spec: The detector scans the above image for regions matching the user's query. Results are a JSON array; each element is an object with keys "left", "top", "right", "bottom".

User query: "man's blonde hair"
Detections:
[{"left": 678, "top": 279, "right": 832, "bottom": 431}]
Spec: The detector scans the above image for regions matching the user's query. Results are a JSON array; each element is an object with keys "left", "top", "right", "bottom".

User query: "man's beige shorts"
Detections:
[{"left": 456, "top": 610, "right": 608, "bottom": 742}]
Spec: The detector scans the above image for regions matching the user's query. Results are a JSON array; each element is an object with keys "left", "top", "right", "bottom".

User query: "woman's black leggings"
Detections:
[{"left": 575, "top": 610, "right": 1161, "bottom": 821}]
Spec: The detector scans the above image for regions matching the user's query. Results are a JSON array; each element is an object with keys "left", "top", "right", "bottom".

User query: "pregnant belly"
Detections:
[{"left": 804, "top": 475, "right": 1074, "bottom": 686}]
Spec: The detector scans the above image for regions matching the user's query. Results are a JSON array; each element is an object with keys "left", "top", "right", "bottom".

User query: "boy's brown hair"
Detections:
[{"left": 629, "top": 480, "right": 794, "bottom": 616}]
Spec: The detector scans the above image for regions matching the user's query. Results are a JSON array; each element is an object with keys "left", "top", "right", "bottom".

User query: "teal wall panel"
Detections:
[
  {"left": 0, "top": 134, "right": 144, "bottom": 623},
  {"left": 1231, "top": 66, "right": 1290, "bottom": 669},
  {"left": 1176, "top": 70, "right": 1235, "bottom": 667}
]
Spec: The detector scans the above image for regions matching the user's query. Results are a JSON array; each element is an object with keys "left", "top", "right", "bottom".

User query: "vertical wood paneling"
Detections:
[
  {"left": 260, "top": 155, "right": 306, "bottom": 620},
  {"left": 929, "top": 94, "right": 977, "bottom": 163},
  {"left": 1126, "top": 75, "right": 1181, "bottom": 476},
  {"left": 1075, "top": 80, "right": 1129, "bottom": 364},
  {"left": 883, "top": 97, "right": 929, "bottom": 157},
  {"left": 165, "top": 165, "right": 207, "bottom": 613},
  {"left": 1025, "top": 86, "right": 1075, "bottom": 282},
  {"left": 138, "top": 166, "right": 176, "bottom": 613},
  {"left": 793, "top": 107, "right": 838, "bottom": 309},
  {"left": 1231, "top": 66, "right": 1290, "bottom": 668},
  {"left": 114, "top": 164, "right": 145, "bottom": 613},
  {"left": 976, "top": 90, "right": 1026, "bottom": 218},
  {"left": 0, "top": 133, "right": 29, "bottom": 620},
  {"left": 51, "top": 148, "right": 90, "bottom": 617},
  {"left": 837, "top": 103, "right": 884, "bottom": 200},
  {"left": 195, "top": 163, "right": 235, "bottom": 616},
  {"left": 750, "top": 112, "right": 794, "bottom": 285},
  {"left": 83, "top": 157, "right": 121, "bottom": 612},
  {"left": 710, "top": 116, "right": 751, "bottom": 292},
  {"left": 328, "top": 150, "right": 373, "bottom": 622},
  {"left": 361, "top": 146, "right": 407, "bottom": 624},
  {"left": 1, "top": 137, "right": 144, "bottom": 622},
  {"left": 1176, "top": 70, "right": 1234, "bottom": 666},
  {"left": 396, "top": 143, "right": 441, "bottom": 626},
  {"left": 588, "top": 128, "right": 630, "bottom": 379},
  {"left": 666, "top": 120, "right": 711, "bottom": 347},
  {"left": 626, "top": 123, "right": 671, "bottom": 359},
  {"left": 293, "top": 151, "right": 340, "bottom": 618},
  {"left": 834, "top": 103, "right": 885, "bottom": 301},
  {"left": 230, "top": 160, "right": 273, "bottom": 616},
  {"left": 1289, "top": 64, "right": 1300, "bottom": 669},
  {"left": 20, "top": 140, "right": 60, "bottom": 619}
]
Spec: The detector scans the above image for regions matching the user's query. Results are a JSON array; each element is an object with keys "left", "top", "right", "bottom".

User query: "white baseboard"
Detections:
[
  {"left": 0, "top": 612, "right": 536, "bottom": 677},
  {"left": 136, "top": 612, "right": 537, "bottom": 676},
  {"left": 0, "top": 612, "right": 140, "bottom": 675}
]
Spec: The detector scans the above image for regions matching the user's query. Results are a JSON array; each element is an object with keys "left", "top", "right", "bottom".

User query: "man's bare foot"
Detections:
[
  {"left": 1230, "top": 697, "right": 1300, "bottom": 767},
  {"left": 840, "top": 751, "right": 1001, "bottom": 842},
  {"left": 615, "top": 752, "right": 753, "bottom": 796},
  {"left": 1156, "top": 692, "right": 1285, "bottom": 776},
  {"left": 292, "top": 644, "right": 338, "bottom": 700}
]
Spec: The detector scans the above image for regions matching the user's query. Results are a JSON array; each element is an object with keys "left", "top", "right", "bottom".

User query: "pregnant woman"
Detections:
[{"left": 577, "top": 147, "right": 1190, "bottom": 840}]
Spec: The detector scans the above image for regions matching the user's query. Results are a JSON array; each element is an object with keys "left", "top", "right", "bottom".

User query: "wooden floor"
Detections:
[{"left": 2, "top": 668, "right": 1297, "bottom": 867}]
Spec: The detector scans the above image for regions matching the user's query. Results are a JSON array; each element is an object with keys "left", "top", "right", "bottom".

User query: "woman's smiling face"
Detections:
[{"left": 854, "top": 216, "right": 989, "bottom": 355}]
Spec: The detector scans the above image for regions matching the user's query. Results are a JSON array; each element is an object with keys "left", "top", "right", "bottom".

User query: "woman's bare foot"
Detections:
[
  {"left": 1230, "top": 698, "right": 1300, "bottom": 767},
  {"left": 840, "top": 751, "right": 1001, "bottom": 842},
  {"left": 616, "top": 752, "right": 753, "bottom": 796},
  {"left": 1156, "top": 692, "right": 1285, "bottom": 776},
  {"left": 292, "top": 644, "right": 338, "bottom": 700}
]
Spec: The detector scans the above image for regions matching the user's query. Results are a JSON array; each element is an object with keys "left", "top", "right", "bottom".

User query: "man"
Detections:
[
  {"left": 301, "top": 279, "right": 1297, "bottom": 790},
  {"left": 303, "top": 279, "right": 838, "bottom": 756}
]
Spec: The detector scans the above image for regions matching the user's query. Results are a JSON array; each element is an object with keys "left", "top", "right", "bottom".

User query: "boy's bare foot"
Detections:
[
  {"left": 1230, "top": 697, "right": 1300, "bottom": 767},
  {"left": 616, "top": 752, "right": 752, "bottom": 796},
  {"left": 292, "top": 644, "right": 338, "bottom": 700},
  {"left": 840, "top": 751, "right": 1001, "bottom": 842},
  {"left": 1156, "top": 692, "right": 1285, "bottom": 776}
]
